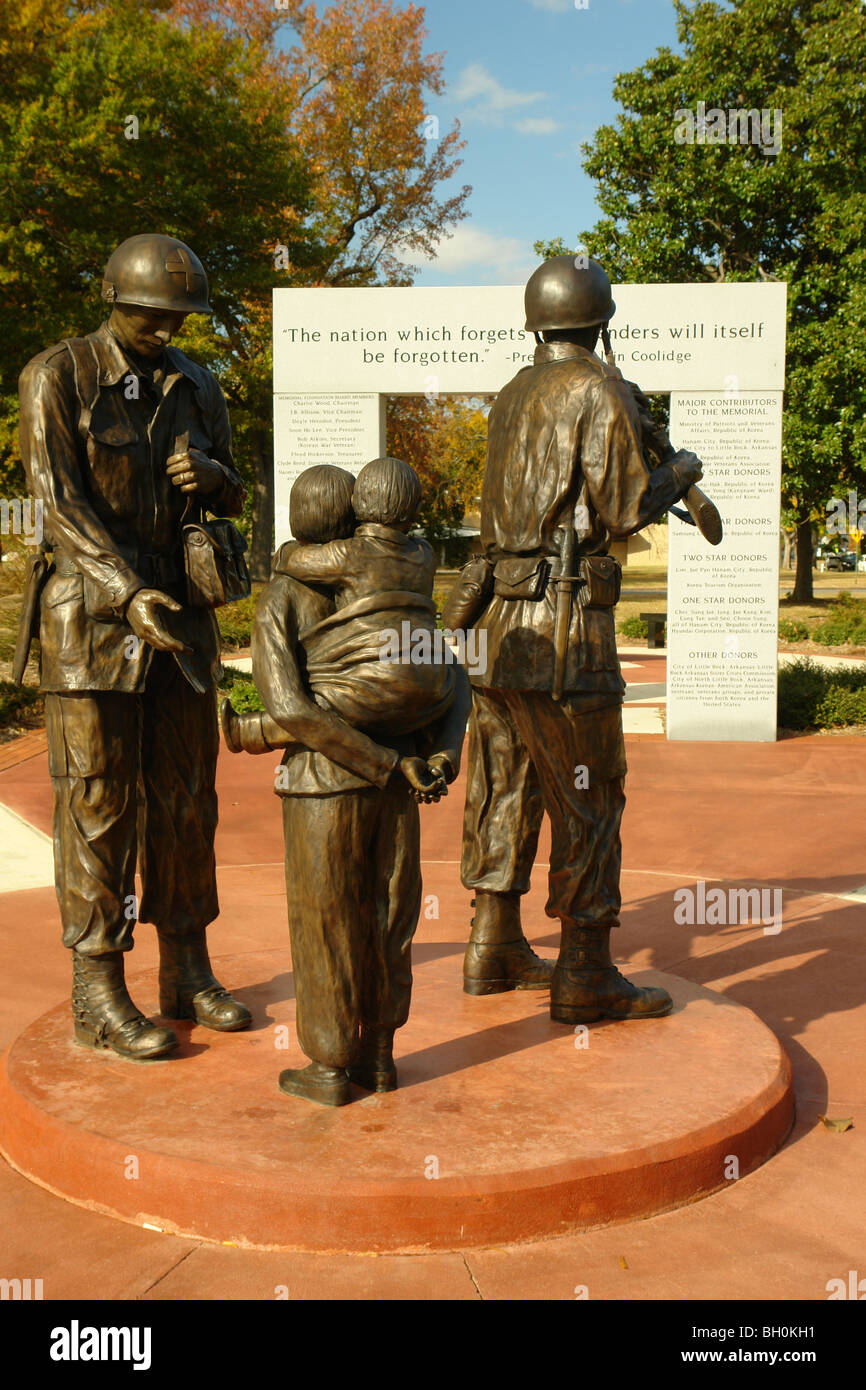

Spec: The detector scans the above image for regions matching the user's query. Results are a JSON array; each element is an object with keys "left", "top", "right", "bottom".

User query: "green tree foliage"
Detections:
[
  {"left": 536, "top": 0, "right": 866, "bottom": 602},
  {"left": 0, "top": 0, "right": 469, "bottom": 578},
  {"left": 0, "top": 1, "right": 313, "bottom": 531}
]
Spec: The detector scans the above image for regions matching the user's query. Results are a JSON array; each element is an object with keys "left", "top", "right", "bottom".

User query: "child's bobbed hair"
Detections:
[
  {"left": 289, "top": 465, "right": 356, "bottom": 543},
  {"left": 352, "top": 456, "right": 421, "bottom": 527}
]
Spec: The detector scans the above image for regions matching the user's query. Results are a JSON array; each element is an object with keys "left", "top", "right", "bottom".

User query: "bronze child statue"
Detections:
[
  {"left": 223, "top": 462, "right": 469, "bottom": 1105},
  {"left": 16, "top": 233, "right": 251, "bottom": 1060},
  {"left": 224, "top": 458, "right": 457, "bottom": 788}
]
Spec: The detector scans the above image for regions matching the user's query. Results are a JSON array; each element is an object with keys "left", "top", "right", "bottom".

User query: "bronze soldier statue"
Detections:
[
  {"left": 447, "top": 255, "right": 705, "bottom": 1022},
  {"left": 16, "top": 233, "right": 251, "bottom": 1059}
]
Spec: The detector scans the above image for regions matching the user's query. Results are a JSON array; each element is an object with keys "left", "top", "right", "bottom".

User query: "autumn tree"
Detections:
[
  {"left": 387, "top": 395, "right": 488, "bottom": 556},
  {"left": 537, "top": 0, "right": 866, "bottom": 602},
  {"left": 0, "top": 0, "right": 469, "bottom": 577},
  {"left": 0, "top": 0, "right": 314, "bottom": 539},
  {"left": 171, "top": 0, "right": 470, "bottom": 574}
]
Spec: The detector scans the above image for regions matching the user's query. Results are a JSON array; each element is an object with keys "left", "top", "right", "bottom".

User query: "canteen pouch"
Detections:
[
  {"left": 577, "top": 554, "right": 621, "bottom": 610},
  {"left": 183, "top": 518, "right": 251, "bottom": 609},
  {"left": 492, "top": 555, "right": 550, "bottom": 601}
]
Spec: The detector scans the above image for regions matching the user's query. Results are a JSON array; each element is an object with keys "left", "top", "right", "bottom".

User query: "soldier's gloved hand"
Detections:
[
  {"left": 398, "top": 756, "right": 447, "bottom": 803},
  {"left": 126, "top": 589, "right": 188, "bottom": 653},
  {"left": 166, "top": 447, "right": 224, "bottom": 495},
  {"left": 671, "top": 450, "right": 703, "bottom": 490}
]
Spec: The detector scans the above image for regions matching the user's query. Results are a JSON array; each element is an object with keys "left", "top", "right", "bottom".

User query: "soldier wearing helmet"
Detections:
[
  {"left": 446, "top": 254, "right": 703, "bottom": 1022},
  {"left": 17, "top": 233, "right": 251, "bottom": 1059}
]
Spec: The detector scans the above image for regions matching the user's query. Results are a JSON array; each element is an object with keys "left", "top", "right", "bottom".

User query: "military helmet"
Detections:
[
  {"left": 101, "top": 234, "right": 212, "bottom": 314},
  {"left": 524, "top": 254, "right": 615, "bottom": 332}
]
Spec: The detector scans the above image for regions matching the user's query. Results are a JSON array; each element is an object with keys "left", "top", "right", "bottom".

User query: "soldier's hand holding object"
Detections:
[
  {"left": 126, "top": 589, "right": 188, "bottom": 654},
  {"left": 166, "top": 447, "right": 223, "bottom": 494},
  {"left": 671, "top": 450, "right": 704, "bottom": 489}
]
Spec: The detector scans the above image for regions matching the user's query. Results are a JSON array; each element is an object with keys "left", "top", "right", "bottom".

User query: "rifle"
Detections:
[{"left": 600, "top": 327, "right": 723, "bottom": 546}]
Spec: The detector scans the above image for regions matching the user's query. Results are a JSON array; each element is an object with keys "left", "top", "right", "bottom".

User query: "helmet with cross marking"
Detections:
[{"left": 101, "top": 234, "right": 212, "bottom": 314}]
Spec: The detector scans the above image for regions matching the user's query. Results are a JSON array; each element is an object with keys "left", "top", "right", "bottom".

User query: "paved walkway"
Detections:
[{"left": 0, "top": 716, "right": 864, "bottom": 1300}]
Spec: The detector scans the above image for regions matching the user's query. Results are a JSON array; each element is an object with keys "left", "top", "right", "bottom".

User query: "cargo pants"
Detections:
[
  {"left": 461, "top": 688, "right": 627, "bottom": 928},
  {"left": 45, "top": 652, "right": 220, "bottom": 954}
]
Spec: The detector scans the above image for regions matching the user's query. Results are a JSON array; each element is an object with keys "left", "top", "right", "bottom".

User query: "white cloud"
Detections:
[
  {"left": 527, "top": 0, "right": 571, "bottom": 11},
  {"left": 514, "top": 117, "right": 561, "bottom": 135},
  {"left": 418, "top": 225, "right": 538, "bottom": 284},
  {"left": 453, "top": 63, "right": 558, "bottom": 135},
  {"left": 453, "top": 63, "right": 544, "bottom": 122}
]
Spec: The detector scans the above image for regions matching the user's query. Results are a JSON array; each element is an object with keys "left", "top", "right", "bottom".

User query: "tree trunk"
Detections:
[
  {"left": 789, "top": 517, "right": 814, "bottom": 603},
  {"left": 248, "top": 428, "right": 274, "bottom": 583}
]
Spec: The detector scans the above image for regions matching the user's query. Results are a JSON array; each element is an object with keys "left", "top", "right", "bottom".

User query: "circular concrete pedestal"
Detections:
[{"left": 0, "top": 949, "right": 793, "bottom": 1253}]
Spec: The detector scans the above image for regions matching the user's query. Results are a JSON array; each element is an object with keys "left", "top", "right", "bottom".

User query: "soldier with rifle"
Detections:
[{"left": 445, "top": 255, "right": 718, "bottom": 1022}]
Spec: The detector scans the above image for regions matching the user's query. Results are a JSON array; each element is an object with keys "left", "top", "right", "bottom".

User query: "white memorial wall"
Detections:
[
  {"left": 666, "top": 393, "right": 784, "bottom": 741},
  {"left": 272, "top": 282, "right": 787, "bottom": 741},
  {"left": 273, "top": 393, "right": 384, "bottom": 543}
]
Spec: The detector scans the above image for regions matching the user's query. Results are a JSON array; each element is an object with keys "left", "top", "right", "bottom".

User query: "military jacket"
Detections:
[
  {"left": 18, "top": 323, "right": 245, "bottom": 694},
  {"left": 473, "top": 341, "right": 685, "bottom": 695}
]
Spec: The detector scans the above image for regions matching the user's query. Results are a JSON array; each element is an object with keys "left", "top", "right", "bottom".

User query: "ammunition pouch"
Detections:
[
  {"left": 492, "top": 555, "right": 551, "bottom": 601},
  {"left": 182, "top": 518, "right": 250, "bottom": 609},
  {"left": 457, "top": 551, "right": 621, "bottom": 619},
  {"left": 576, "top": 555, "right": 621, "bottom": 610}
]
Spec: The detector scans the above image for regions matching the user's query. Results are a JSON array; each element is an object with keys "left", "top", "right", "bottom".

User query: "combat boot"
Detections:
[
  {"left": 279, "top": 1061, "right": 351, "bottom": 1107},
  {"left": 349, "top": 1025, "right": 397, "bottom": 1092},
  {"left": 158, "top": 930, "right": 252, "bottom": 1031},
  {"left": 463, "top": 890, "right": 554, "bottom": 995},
  {"left": 72, "top": 950, "right": 178, "bottom": 1060},
  {"left": 550, "top": 922, "right": 673, "bottom": 1024}
]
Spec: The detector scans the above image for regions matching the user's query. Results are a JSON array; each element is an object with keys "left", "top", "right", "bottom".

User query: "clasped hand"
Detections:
[{"left": 398, "top": 756, "right": 448, "bottom": 804}]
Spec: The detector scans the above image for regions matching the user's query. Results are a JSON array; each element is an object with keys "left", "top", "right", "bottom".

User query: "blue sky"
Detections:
[{"left": 403, "top": 0, "right": 682, "bottom": 285}]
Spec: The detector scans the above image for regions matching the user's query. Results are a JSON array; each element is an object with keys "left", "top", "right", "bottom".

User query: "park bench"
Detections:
[{"left": 640, "top": 612, "right": 667, "bottom": 648}]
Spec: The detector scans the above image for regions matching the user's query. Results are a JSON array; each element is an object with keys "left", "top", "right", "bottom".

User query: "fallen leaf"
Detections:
[
  {"left": 818, "top": 1115, "right": 854, "bottom": 1133},
  {"left": 619, "top": 1255, "right": 629, "bottom": 1270}
]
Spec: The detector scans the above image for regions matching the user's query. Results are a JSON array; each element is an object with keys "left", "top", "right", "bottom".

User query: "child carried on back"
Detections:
[{"left": 222, "top": 457, "right": 456, "bottom": 751}]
